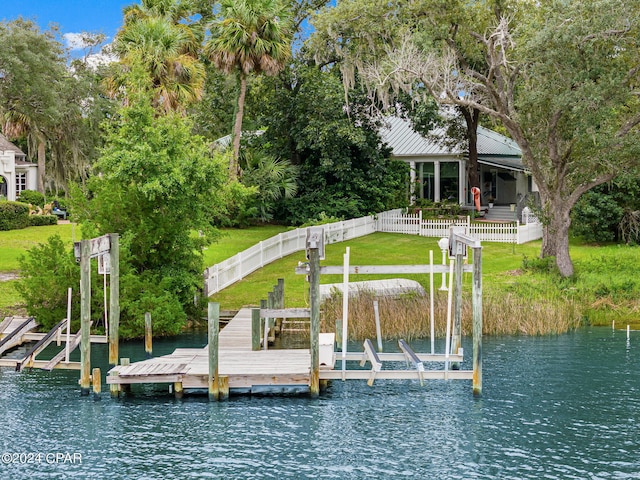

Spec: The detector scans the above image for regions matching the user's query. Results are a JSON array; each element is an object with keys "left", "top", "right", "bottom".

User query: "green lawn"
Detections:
[
  {"left": 0, "top": 224, "right": 76, "bottom": 271},
  {"left": 210, "top": 232, "right": 543, "bottom": 310},
  {"left": 203, "top": 225, "right": 289, "bottom": 267},
  {"left": 3, "top": 223, "right": 638, "bottom": 326}
]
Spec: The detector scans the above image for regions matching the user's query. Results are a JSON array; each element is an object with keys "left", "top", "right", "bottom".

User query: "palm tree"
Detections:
[
  {"left": 108, "top": 0, "right": 205, "bottom": 113},
  {"left": 205, "top": 0, "right": 292, "bottom": 179}
]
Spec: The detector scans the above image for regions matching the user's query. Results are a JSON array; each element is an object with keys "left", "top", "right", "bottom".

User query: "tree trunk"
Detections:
[
  {"left": 541, "top": 200, "right": 574, "bottom": 277},
  {"left": 37, "top": 135, "right": 46, "bottom": 194},
  {"left": 462, "top": 108, "right": 480, "bottom": 191},
  {"left": 231, "top": 74, "right": 247, "bottom": 180}
]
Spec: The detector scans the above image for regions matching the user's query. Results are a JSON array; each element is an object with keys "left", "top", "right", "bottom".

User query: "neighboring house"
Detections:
[
  {"left": 0, "top": 133, "right": 38, "bottom": 201},
  {"left": 381, "top": 116, "right": 537, "bottom": 209}
]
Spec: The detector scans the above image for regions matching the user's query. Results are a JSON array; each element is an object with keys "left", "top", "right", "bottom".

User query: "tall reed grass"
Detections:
[{"left": 318, "top": 289, "right": 582, "bottom": 341}]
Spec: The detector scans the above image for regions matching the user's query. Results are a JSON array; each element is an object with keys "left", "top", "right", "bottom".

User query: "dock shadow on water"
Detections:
[{"left": 1, "top": 327, "right": 639, "bottom": 479}]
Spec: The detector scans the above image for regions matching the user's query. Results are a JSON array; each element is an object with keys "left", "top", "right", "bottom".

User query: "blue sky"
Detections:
[{"left": 1, "top": 0, "right": 135, "bottom": 51}]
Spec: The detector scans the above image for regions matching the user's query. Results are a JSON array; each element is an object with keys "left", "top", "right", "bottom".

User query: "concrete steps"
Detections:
[{"left": 483, "top": 206, "right": 517, "bottom": 222}]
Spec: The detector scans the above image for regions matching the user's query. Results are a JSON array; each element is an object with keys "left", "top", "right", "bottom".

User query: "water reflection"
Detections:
[{"left": 0, "top": 328, "right": 639, "bottom": 478}]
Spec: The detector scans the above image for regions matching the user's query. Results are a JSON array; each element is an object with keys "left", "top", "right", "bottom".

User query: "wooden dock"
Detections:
[
  {"left": 106, "top": 307, "right": 473, "bottom": 397},
  {"left": 107, "top": 309, "right": 315, "bottom": 393}
]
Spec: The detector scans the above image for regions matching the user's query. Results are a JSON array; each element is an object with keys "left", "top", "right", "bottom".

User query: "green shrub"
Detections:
[
  {"left": 17, "top": 190, "right": 45, "bottom": 207},
  {"left": 16, "top": 235, "right": 83, "bottom": 331},
  {"left": 28, "top": 215, "right": 57, "bottom": 226},
  {"left": 118, "top": 271, "right": 187, "bottom": 338},
  {"left": 0, "top": 201, "right": 30, "bottom": 230}
]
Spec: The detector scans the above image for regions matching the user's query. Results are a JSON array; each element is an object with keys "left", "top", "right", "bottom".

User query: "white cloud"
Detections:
[
  {"left": 85, "top": 49, "right": 118, "bottom": 68},
  {"left": 64, "top": 32, "right": 92, "bottom": 51}
]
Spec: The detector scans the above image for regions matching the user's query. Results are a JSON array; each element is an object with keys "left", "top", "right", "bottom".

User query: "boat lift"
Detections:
[{"left": 297, "top": 226, "right": 483, "bottom": 396}]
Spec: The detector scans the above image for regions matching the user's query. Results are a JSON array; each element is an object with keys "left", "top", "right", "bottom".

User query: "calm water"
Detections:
[{"left": 1, "top": 327, "right": 639, "bottom": 479}]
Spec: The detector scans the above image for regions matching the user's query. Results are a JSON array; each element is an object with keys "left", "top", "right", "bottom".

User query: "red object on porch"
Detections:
[{"left": 471, "top": 187, "right": 481, "bottom": 212}]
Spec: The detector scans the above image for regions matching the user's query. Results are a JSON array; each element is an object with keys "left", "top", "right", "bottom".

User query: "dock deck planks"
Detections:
[{"left": 107, "top": 308, "right": 312, "bottom": 390}]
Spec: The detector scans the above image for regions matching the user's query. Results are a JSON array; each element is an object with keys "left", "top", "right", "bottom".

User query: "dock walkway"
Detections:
[{"left": 107, "top": 309, "right": 313, "bottom": 392}]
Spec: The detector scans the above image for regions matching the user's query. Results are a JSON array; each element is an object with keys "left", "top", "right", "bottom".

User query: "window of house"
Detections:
[
  {"left": 418, "top": 163, "right": 435, "bottom": 201},
  {"left": 440, "top": 162, "right": 459, "bottom": 201},
  {"left": 15, "top": 172, "right": 27, "bottom": 196}
]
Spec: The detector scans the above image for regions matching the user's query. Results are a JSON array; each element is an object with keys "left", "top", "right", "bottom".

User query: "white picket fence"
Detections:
[
  {"left": 377, "top": 210, "right": 543, "bottom": 245},
  {"left": 204, "top": 208, "right": 543, "bottom": 295}
]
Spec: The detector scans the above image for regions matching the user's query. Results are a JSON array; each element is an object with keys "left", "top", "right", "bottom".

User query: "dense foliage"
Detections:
[
  {"left": 19, "top": 97, "right": 226, "bottom": 337},
  {"left": 257, "top": 63, "right": 408, "bottom": 224},
  {"left": 572, "top": 177, "right": 640, "bottom": 244}
]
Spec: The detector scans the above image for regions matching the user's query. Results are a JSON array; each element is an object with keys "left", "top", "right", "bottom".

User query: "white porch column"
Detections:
[
  {"left": 409, "top": 161, "right": 416, "bottom": 205},
  {"left": 459, "top": 159, "right": 466, "bottom": 205},
  {"left": 434, "top": 161, "right": 441, "bottom": 202}
]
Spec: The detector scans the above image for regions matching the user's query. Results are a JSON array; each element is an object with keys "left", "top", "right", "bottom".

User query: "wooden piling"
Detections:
[
  {"left": 261, "top": 299, "right": 268, "bottom": 350},
  {"left": 219, "top": 375, "right": 229, "bottom": 400},
  {"left": 472, "top": 246, "right": 483, "bottom": 396},
  {"left": 92, "top": 367, "right": 101, "bottom": 400},
  {"left": 174, "top": 382, "right": 183, "bottom": 399},
  {"left": 451, "top": 251, "right": 464, "bottom": 369},
  {"left": 276, "top": 278, "right": 284, "bottom": 334},
  {"left": 267, "top": 291, "right": 275, "bottom": 342},
  {"left": 144, "top": 312, "right": 152, "bottom": 358},
  {"left": 309, "top": 247, "right": 320, "bottom": 397},
  {"left": 119, "top": 358, "right": 131, "bottom": 394},
  {"left": 373, "top": 300, "right": 383, "bottom": 352},
  {"left": 251, "top": 308, "right": 261, "bottom": 351},
  {"left": 109, "top": 233, "right": 120, "bottom": 397},
  {"left": 80, "top": 240, "right": 91, "bottom": 396},
  {"left": 208, "top": 302, "right": 220, "bottom": 401}
]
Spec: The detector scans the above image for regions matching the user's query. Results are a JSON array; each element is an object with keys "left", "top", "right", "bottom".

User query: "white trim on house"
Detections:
[{"left": 0, "top": 134, "right": 38, "bottom": 201}]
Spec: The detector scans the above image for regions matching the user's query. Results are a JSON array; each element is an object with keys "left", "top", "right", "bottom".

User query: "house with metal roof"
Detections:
[
  {"left": 0, "top": 133, "right": 38, "bottom": 201},
  {"left": 381, "top": 116, "right": 536, "bottom": 211}
]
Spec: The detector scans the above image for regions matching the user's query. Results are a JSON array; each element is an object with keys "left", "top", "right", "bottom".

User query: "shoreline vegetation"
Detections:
[{"left": 1, "top": 225, "right": 639, "bottom": 338}]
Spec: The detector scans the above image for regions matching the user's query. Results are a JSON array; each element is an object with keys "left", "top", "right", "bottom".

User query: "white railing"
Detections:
[
  {"left": 204, "top": 215, "right": 378, "bottom": 295},
  {"left": 517, "top": 222, "right": 544, "bottom": 244},
  {"left": 421, "top": 217, "right": 470, "bottom": 238},
  {"left": 375, "top": 208, "right": 421, "bottom": 234},
  {"left": 204, "top": 208, "right": 543, "bottom": 295}
]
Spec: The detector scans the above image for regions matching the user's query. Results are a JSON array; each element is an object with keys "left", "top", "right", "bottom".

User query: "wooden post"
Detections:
[
  {"left": 276, "top": 278, "right": 284, "bottom": 334},
  {"left": 208, "top": 302, "right": 220, "bottom": 401},
  {"left": 174, "top": 382, "right": 183, "bottom": 399},
  {"left": 261, "top": 299, "right": 268, "bottom": 350},
  {"left": 80, "top": 240, "right": 91, "bottom": 396},
  {"left": 120, "top": 357, "right": 131, "bottom": 394},
  {"left": 219, "top": 375, "right": 229, "bottom": 400},
  {"left": 451, "top": 251, "right": 464, "bottom": 369},
  {"left": 309, "top": 246, "right": 320, "bottom": 397},
  {"left": 251, "top": 308, "right": 261, "bottom": 351},
  {"left": 109, "top": 233, "right": 120, "bottom": 397},
  {"left": 92, "top": 367, "right": 101, "bottom": 400},
  {"left": 373, "top": 300, "right": 383, "bottom": 352},
  {"left": 65, "top": 287, "right": 72, "bottom": 362},
  {"left": 472, "top": 246, "right": 483, "bottom": 396},
  {"left": 341, "top": 247, "right": 350, "bottom": 376},
  {"left": 267, "top": 291, "right": 275, "bottom": 342},
  {"left": 429, "top": 250, "right": 435, "bottom": 355},
  {"left": 144, "top": 312, "right": 152, "bottom": 358}
]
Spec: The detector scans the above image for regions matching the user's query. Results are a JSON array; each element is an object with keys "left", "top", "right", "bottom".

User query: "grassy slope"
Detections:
[{"left": 210, "top": 233, "right": 543, "bottom": 309}]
